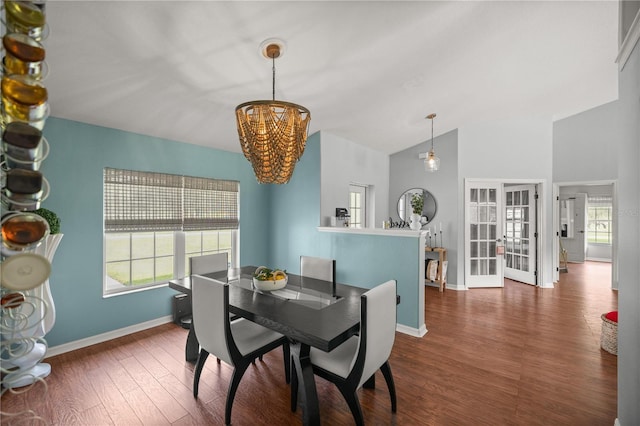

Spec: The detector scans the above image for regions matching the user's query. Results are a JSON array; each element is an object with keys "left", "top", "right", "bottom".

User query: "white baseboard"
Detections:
[
  {"left": 396, "top": 323, "right": 427, "bottom": 337},
  {"left": 539, "top": 281, "right": 555, "bottom": 289},
  {"left": 45, "top": 315, "right": 174, "bottom": 358},
  {"left": 425, "top": 281, "right": 465, "bottom": 291},
  {"left": 614, "top": 418, "right": 620, "bottom": 426},
  {"left": 586, "top": 257, "right": 612, "bottom": 263}
]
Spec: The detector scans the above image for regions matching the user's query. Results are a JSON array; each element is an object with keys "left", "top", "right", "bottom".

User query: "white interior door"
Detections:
[
  {"left": 504, "top": 185, "right": 537, "bottom": 285},
  {"left": 465, "top": 181, "right": 504, "bottom": 288},
  {"left": 561, "top": 193, "right": 587, "bottom": 263}
]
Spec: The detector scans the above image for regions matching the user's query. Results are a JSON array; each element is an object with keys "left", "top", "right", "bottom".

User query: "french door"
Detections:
[
  {"left": 504, "top": 185, "right": 537, "bottom": 285},
  {"left": 465, "top": 181, "right": 504, "bottom": 288}
]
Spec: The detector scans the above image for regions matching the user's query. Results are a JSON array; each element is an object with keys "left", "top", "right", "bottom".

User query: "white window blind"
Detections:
[
  {"left": 183, "top": 176, "right": 239, "bottom": 230},
  {"left": 104, "top": 168, "right": 239, "bottom": 233},
  {"left": 588, "top": 195, "right": 612, "bottom": 206}
]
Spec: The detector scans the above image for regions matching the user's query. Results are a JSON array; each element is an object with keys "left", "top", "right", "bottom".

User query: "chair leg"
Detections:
[
  {"left": 380, "top": 361, "right": 397, "bottom": 413},
  {"left": 283, "top": 342, "right": 291, "bottom": 384},
  {"left": 193, "top": 349, "right": 210, "bottom": 398},
  {"left": 337, "top": 385, "right": 364, "bottom": 426},
  {"left": 225, "top": 361, "right": 250, "bottom": 426},
  {"left": 290, "top": 362, "right": 298, "bottom": 412}
]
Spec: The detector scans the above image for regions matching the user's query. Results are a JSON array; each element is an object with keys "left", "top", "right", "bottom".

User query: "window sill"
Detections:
[{"left": 103, "top": 281, "right": 168, "bottom": 298}]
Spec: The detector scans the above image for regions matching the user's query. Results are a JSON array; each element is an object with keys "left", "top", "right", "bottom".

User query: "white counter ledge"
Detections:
[{"left": 317, "top": 227, "right": 427, "bottom": 238}]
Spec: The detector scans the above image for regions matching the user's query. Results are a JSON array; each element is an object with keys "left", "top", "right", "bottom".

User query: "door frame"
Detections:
[
  {"left": 464, "top": 178, "right": 546, "bottom": 289},
  {"left": 553, "top": 180, "right": 618, "bottom": 289}
]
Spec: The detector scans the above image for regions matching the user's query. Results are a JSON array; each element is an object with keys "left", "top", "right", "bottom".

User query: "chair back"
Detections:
[
  {"left": 191, "top": 274, "right": 234, "bottom": 365},
  {"left": 300, "top": 255, "right": 336, "bottom": 293},
  {"left": 190, "top": 252, "right": 228, "bottom": 275},
  {"left": 356, "top": 279, "right": 397, "bottom": 388}
]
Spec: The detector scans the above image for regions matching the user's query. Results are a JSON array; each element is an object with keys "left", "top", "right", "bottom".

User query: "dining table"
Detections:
[{"left": 169, "top": 265, "right": 371, "bottom": 426}]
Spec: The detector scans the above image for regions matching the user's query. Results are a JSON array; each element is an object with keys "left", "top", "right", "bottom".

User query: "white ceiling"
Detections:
[{"left": 41, "top": 1, "right": 619, "bottom": 155}]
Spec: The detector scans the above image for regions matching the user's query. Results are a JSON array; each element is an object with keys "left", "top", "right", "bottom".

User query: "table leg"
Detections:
[
  {"left": 185, "top": 322, "right": 199, "bottom": 363},
  {"left": 291, "top": 342, "right": 320, "bottom": 426}
]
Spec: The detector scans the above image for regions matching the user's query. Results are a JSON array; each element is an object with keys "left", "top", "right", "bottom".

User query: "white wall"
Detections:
[
  {"left": 319, "top": 131, "right": 389, "bottom": 228},
  {"left": 553, "top": 100, "right": 620, "bottom": 183},
  {"left": 615, "top": 14, "right": 640, "bottom": 423},
  {"left": 457, "top": 117, "right": 555, "bottom": 287}
]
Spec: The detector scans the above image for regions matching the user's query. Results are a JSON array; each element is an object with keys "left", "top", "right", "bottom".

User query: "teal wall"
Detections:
[
  {"left": 41, "top": 117, "right": 270, "bottom": 347},
  {"left": 38, "top": 120, "right": 421, "bottom": 348},
  {"left": 269, "top": 132, "right": 422, "bottom": 329}
]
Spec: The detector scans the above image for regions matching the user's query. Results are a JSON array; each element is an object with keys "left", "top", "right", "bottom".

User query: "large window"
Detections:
[
  {"left": 587, "top": 195, "right": 612, "bottom": 245},
  {"left": 103, "top": 168, "right": 239, "bottom": 296}
]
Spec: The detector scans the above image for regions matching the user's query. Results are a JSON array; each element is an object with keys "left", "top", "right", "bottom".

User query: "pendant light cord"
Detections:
[{"left": 430, "top": 117, "right": 434, "bottom": 151}]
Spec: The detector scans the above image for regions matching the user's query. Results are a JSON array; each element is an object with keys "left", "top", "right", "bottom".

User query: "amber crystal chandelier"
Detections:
[{"left": 236, "top": 39, "right": 311, "bottom": 184}]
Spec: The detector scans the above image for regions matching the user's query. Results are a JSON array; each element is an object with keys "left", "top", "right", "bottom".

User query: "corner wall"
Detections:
[
  {"left": 389, "top": 130, "right": 459, "bottom": 285},
  {"left": 40, "top": 118, "right": 270, "bottom": 347}
]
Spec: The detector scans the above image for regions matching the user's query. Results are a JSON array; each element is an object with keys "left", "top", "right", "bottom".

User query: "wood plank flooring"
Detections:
[{"left": 1, "top": 261, "right": 617, "bottom": 425}]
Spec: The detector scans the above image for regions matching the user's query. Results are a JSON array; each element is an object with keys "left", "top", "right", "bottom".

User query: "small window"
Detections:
[
  {"left": 587, "top": 196, "right": 612, "bottom": 245},
  {"left": 349, "top": 184, "right": 367, "bottom": 228},
  {"left": 103, "top": 168, "right": 239, "bottom": 296}
]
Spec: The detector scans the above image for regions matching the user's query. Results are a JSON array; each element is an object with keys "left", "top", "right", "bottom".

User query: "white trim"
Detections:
[
  {"left": 425, "top": 281, "right": 465, "bottom": 291},
  {"left": 396, "top": 323, "right": 427, "bottom": 337},
  {"left": 586, "top": 257, "right": 613, "bottom": 263},
  {"left": 538, "top": 281, "right": 555, "bottom": 289},
  {"left": 45, "top": 315, "right": 173, "bottom": 358},
  {"left": 614, "top": 418, "right": 620, "bottom": 426},
  {"left": 317, "top": 226, "right": 426, "bottom": 238},
  {"left": 617, "top": 5, "right": 640, "bottom": 70}
]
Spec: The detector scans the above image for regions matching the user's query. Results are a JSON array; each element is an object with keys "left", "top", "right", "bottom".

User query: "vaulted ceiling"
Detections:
[{"left": 42, "top": 1, "right": 619, "bottom": 155}]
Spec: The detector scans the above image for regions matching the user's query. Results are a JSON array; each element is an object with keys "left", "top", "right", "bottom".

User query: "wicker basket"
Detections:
[{"left": 600, "top": 313, "right": 618, "bottom": 355}]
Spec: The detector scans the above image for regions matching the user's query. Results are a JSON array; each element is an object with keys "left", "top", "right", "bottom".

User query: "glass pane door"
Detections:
[
  {"left": 465, "top": 181, "right": 503, "bottom": 288},
  {"left": 504, "top": 185, "right": 536, "bottom": 285}
]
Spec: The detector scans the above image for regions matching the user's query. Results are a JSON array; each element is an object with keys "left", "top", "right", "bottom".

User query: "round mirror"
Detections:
[{"left": 397, "top": 188, "right": 437, "bottom": 225}]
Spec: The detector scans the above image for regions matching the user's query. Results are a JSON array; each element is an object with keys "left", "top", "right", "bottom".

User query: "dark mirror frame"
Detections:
[{"left": 397, "top": 188, "right": 437, "bottom": 225}]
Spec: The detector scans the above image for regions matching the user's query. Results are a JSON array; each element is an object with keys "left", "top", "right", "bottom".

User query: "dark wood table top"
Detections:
[{"left": 169, "top": 266, "right": 366, "bottom": 352}]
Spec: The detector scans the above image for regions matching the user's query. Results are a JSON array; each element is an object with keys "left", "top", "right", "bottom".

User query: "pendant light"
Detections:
[
  {"left": 423, "top": 113, "right": 440, "bottom": 172},
  {"left": 235, "top": 39, "right": 311, "bottom": 184}
]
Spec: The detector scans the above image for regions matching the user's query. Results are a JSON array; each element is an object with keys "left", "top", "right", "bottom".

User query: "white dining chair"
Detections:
[
  {"left": 189, "top": 252, "right": 236, "bottom": 362},
  {"left": 300, "top": 255, "right": 336, "bottom": 295},
  {"left": 291, "top": 279, "right": 397, "bottom": 425},
  {"left": 190, "top": 252, "right": 228, "bottom": 275},
  {"left": 191, "top": 274, "right": 291, "bottom": 426}
]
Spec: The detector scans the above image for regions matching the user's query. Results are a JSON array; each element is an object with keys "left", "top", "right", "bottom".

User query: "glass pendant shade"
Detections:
[
  {"left": 425, "top": 150, "right": 440, "bottom": 172},
  {"left": 421, "top": 113, "right": 439, "bottom": 172},
  {"left": 236, "top": 100, "right": 311, "bottom": 184}
]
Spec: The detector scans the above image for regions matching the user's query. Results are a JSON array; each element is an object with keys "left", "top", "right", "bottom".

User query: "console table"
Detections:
[{"left": 425, "top": 246, "right": 447, "bottom": 292}]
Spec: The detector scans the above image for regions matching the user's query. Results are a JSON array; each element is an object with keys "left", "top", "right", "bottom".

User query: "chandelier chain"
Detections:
[{"left": 272, "top": 55, "right": 276, "bottom": 101}]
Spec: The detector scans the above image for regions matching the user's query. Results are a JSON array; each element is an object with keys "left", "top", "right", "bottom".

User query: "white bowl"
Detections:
[{"left": 252, "top": 275, "right": 287, "bottom": 291}]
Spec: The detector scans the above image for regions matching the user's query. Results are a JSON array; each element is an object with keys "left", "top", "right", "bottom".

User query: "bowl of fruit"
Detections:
[{"left": 252, "top": 266, "right": 288, "bottom": 291}]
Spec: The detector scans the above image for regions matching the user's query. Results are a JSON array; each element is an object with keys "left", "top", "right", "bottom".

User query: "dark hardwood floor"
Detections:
[{"left": 1, "top": 261, "right": 618, "bottom": 425}]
